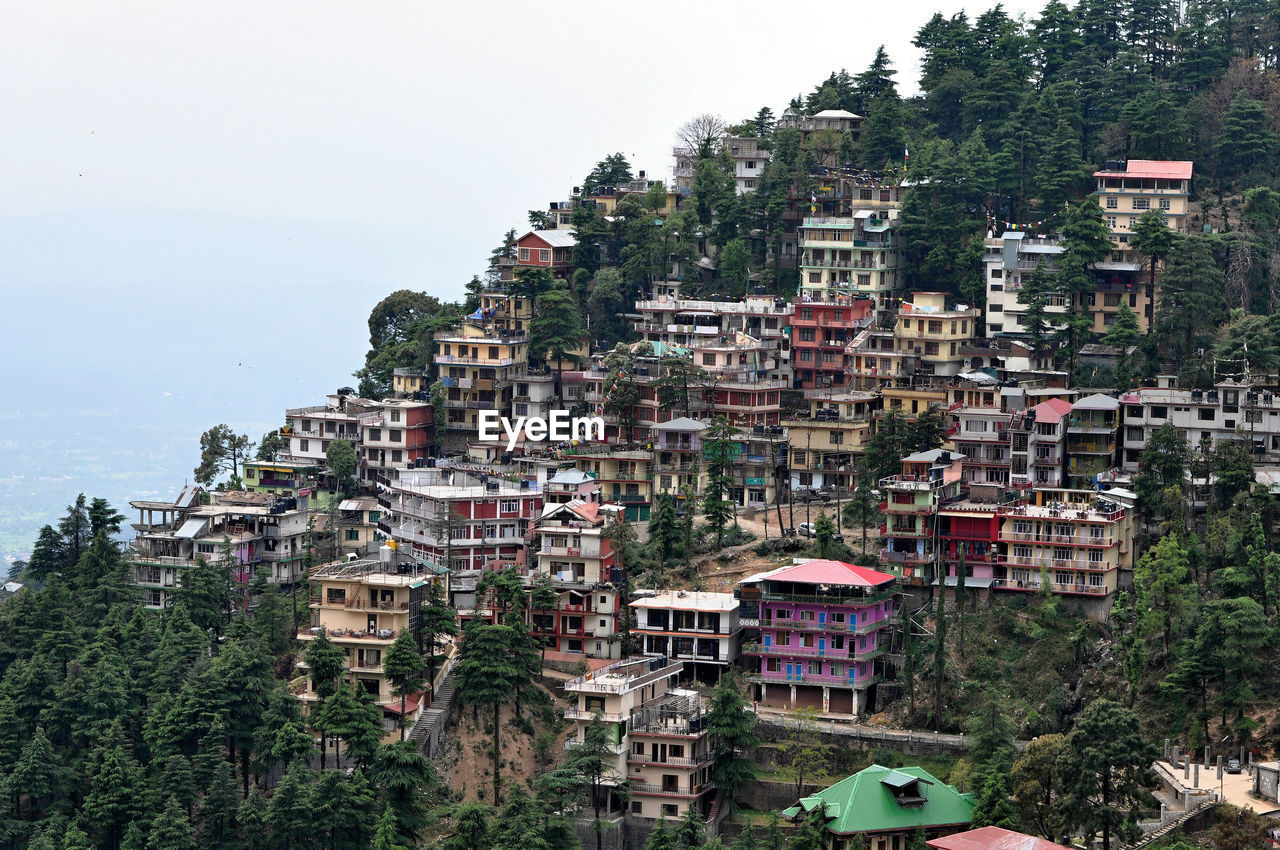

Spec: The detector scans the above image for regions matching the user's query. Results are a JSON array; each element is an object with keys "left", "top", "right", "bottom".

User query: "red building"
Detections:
[
  {"left": 791, "top": 297, "right": 876, "bottom": 390},
  {"left": 531, "top": 500, "right": 623, "bottom": 658},
  {"left": 515, "top": 229, "right": 577, "bottom": 280},
  {"left": 360, "top": 400, "right": 435, "bottom": 480},
  {"left": 378, "top": 469, "right": 542, "bottom": 572}
]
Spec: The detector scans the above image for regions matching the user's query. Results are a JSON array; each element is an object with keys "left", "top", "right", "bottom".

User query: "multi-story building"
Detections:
[
  {"left": 561, "top": 444, "right": 653, "bottom": 522},
  {"left": 433, "top": 324, "right": 528, "bottom": 448},
  {"left": 725, "top": 135, "right": 769, "bottom": 194},
  {"left": 242, "top": 460, "right": 308, "bottom": 499},
  {"left": 378, "top": 467, "right": 541, "bottom": 572},
  {"left": 787, "top": 392, "right": 878, "bottom": 491},
  {"left": 392, "top": 366, "right": 431, "bottom": 398},
  {"left": 983, "top": 232, "right": 1067, "bottom": 337},
  {"left": 992, "top": 488, "right": 1134, "bottom": 608},
  {"left": 779, "top": 108, "right": 864, "bottom": 140},
  {"left": 739, "top": 559, "right": 899, "bottom": 715},
  {"left": 336, "top": 497, "right": 381, "bottom": 558},
  {"left": 361, "top": 400, "right": 434, "bottom": 480},
  {"left": 894, "top": 293, "right": 980, "bottom": 381},
  {"left": 128, "top": 488, "right": 310, "bottom": 609},
  {"left": 284, "top": 393, "right": 370, "bottom": 468},
  {"left": 562, "top": 657, "right": 715, "bottom": 821},
  {"left": 950, "top": 406, "right": 1013, "bottom": 488},
  {"left": 1090, "top": 159, "right": 1192, "bottom": 333},
  {"left": 878, "top": 449, "right": 966, "bottom": 588},
  {"left": 543, "top": 468, "right": 601, "bottom": 506},
  {"left": 1065, "top": 393, "right": 1120, "bottom": 488},
  {"left": 296, "top": 550, "right": 446, "bottom": 740},
  {"left": 936, "top": 499, "right": 1001, "bottom": 599},
  {"left": 1094, "top": 159, "right": 1192, "bottom": 246},
  {"left": 651, "top": 417, "right": 707, "bottom": 498},
  {"left": 515, "top": 229, "right": 577, "bottom": 280},
  {"left": 790, "top": 297, "right": 876, "bottom": 390},
  {"left": 848, "top": 329, "right": 916, "bottom": 391},
  {"left": 532, "top": 499, "right": 621, "bottom": 659},
  {"left": 632, "top": 294, "right": 794, "bottom": 382},
  {"left": 1008, "top": 398, "right": 1073, "bottom": 489},
  {"left": 798, "top": 212, "right": 901, "bottom": 313},
  {"left": 630, "top": 591, "right": 743, "bottom": 681},
  {"left": 1119, "top": 380, "right": 1280, "bottom": 470}
]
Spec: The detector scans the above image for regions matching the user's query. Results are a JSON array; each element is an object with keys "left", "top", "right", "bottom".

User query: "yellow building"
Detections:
[
  {"left": 993, "top": 488, "right": 1134, "bottom": 612},
  {"left": 788, "top": 392, "right": 878, "bottom": 490},
  {"left": 296, "top": 551, "right": 446, "bottom": 740},
  {"left": 893, "top": 293, "right": 979, "bottom": 380},
  {"left": 433, "top": 324, "right": 529, "bottom": 442}
]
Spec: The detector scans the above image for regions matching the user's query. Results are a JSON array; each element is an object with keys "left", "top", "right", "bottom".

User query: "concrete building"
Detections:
[
  {"left": 894, "top": 294, "right": 980, "bottom": 381},
  {"left": 1119, "top": 380, "right": 1280, "bottom": 470},
  {"left": 725, "top": 135, "right": 769, "bottom": 194},
  {"left": 740, "top": 559, "right": 899, "bottom": 715},
  {"left": 433, "top": 324, "right": 529, "bottom": 448},
  {"left": 562, "top": 657, "right": 716, "bottom": 821},
  {"left": 336, "top": 497, "right": 380, "bottom": 558},
  {"left": 560, "top": 444, "right": 653, "bottom": 522},
  {"left": 992, "top": 488, "right": 1134, "bottom": 607},
  {"left": 879, "top": 450, "right": 966, "bottom": 588},
  {"left": 951, "top": 406, "right": 1014, "bottom": 488},
  {"left": 1008, "top": 399, "right": 1074, "bottom": 489},
  {"left": 296, "top": 550, "right": 446, "bottom": 740},
  {"left": 798, "top": 213, "right": 901, "bottom": 313},
  {"left": 982, "top": 232, "right": 1067, "bottom": 337},
  {"left": 532, "top": 500, "right": 621, "bottom": 659},
  {"left": 791, "top": 297, "right": 877, "bottom": 391},
  {"left": 651, "top": 417, "right": 708, "bottom": 500},
  {"left": 378, "top": 467, "right": 541, "bottom": 572},
  {"left": 629, "top": 590, "right": 743, "bottom": 680},
  {"left": 1066, "top": 393, "right": 1121, "bottom": 488},
  {"left": 787, "top": 391, "right": 878, "bottom": 491}
]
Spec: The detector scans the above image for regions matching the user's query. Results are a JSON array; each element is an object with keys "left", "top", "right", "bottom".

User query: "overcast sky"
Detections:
[{"left": 2, "top": 0, "right": 1053, "bottom": 301}]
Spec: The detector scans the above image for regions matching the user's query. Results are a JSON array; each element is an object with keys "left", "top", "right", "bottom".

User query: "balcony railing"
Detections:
[
  {"left": 745, "top": 671, "right": 883, "bottom": 687},
  {"left": 627, "top": 753, "right": 714, "bottom": 768},
  {"left": 760, "top": 589, "right": 893, "bottom": 606},
  {"left": 991, "top": 578, "right": 1108, "bottom": 596},
  {"left": 758, "top": 617, "right": 888, "bottom": 635},
  {"left": 628, "top": 781, "right": 715, "bottom": 797}
]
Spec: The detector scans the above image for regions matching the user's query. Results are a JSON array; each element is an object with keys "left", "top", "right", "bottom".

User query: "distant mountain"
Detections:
[{"left": 0, "top": 207, "right": 441, "bottom": 559}]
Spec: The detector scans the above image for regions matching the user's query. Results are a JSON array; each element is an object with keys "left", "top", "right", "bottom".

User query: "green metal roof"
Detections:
[{"left": 781, "top": 764, "right": 975, "bottom": 835}]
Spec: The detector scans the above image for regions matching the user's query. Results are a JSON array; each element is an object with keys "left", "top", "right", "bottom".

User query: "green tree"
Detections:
[
  {"left": 647, "top": 493, "right": 680, "bottom": 566},
  {"left": 441, "top": 802, "right": 491, "bottom": 850},
  {"left": 490, "top": 783, "right": 550, "bottom": 850},
  {"left": 1101, "top": 302, "right": 1140, "bottom": 389},
  {"left": 265, "top": 766, "right": 313, "bottom": 850},
  {"left": 372, "top": 802, "right": 409, "bottom": 850},
  {"left": 1129, "top": 209, "right": 1179, "bottom": 293},
  {"left": 418, "top": 579, "right": 458, "bottom": 696},
  {"left": 382, "top": 630, "right": 425, "bottom": 741},
  {"left": 303, "top": 630, "right": 345, "bottom": 770},
  {"left": 256, "top": 430, "right": 289, "bottom": 462},
  {"left": 147, "top": 796, "right": 195, "bottom": 850},
  {"left": 1011, "top": 733, "right": 1065, "bottom": 840},
  {"left": 454, "top": 622, "right": 516, "bottom": 804},
  {"left": 5, "top": 726, "right": 63, "bottom": 821},
  {"left": 1218, "top": 94, "right": 1277, "bottom": 186},
  {"left": 1133, "top": 536, "right": 1195, "bottom": 666},
  {"left": 542, "top": 717, "right": 626, "bottom": 850},
  {"left": 194, "top": 425, "right": 254, "bottom": 489},
  {"left": 708, "top": 670, "right": 759, "bottom": 808},
  {"left": 370, "top": 741, "right": 436, "bottom": 846},
  {"left": 530, "top": 284, "right": 587, "bottom": 392},
  {"left": 812, "top": 512, "right": 836, "bottom": 559},
  {"left": 83, "top": 723, "right": 145, "bottom": 850},
  {"left": 718, "top": 239, "right": 751, "bottom": 297},
  {"left": 325, "top": 440, "right": 357, "bottom": 496},
  {"left": 702, "top": 416, "right": 739, "bottom": 546},
  {"left": 1056, "top": 699, "right": 1158, "bottom": 850},
  {"left": 582, "top": 153, "right": 633, "bottom": 196},
  {"left": 781, "top": 707, "right": 830, "bottom": 796},
  {"left": 842, "top": 479, "right": 878, "bottom": 556},
  {"left": 1156, "top": 235, "right": 1226, "bottom": 366}
]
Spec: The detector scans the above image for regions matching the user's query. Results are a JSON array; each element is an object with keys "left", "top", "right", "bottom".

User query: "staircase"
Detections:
[
  {"left": 407, "top": 656, "right": 458, "bottom": 754},
  {"left": 847, "top": 326, "right": 875, "bottom": 352}
]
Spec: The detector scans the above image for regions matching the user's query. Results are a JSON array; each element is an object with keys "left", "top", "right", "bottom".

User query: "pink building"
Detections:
[{"left": 739, "top": 559, "right": 899, "bottom": 716}]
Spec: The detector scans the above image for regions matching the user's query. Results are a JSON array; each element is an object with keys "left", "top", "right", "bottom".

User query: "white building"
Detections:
[
  {"left": 629, "top": 591, "right": 743, "bottom": 681},
  {"left": 983, "top": 232, "right": 1067, "bottom": 337}
]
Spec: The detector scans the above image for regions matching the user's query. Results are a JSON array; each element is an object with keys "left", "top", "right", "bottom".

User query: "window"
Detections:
[
  {"left": 809, "top": 660, "right": 823, "bottom": 674},
  {"left": 808, "top": 271, "right": 822, "bottom": 283},
  {"left": 990, "top": 268, "right": 1003, "bottom": 278},
  {"left": 1105, "top": 197, "right": 1118, "bottom": 209},
  {"left": 1088, "top": 549, "right": 1104, "bottom": 563},
  {"left": 829, "top": 431, "right": 843, "bottom": 445},
  {"left": 632, "top": 802, "right": 643, "bottom": 815},
  {"left": 345, "top": 529, "right": 361, "bottom": 541},
  {"left": 369, "top": 428, "right": 381, "bottom": 441},
  {"left": 391, "top": 450, "right": 402, "bottom": 462},
  {"left": 197, "top": 543, "right": 215, "bottom": 554},
  {"left": 798, "top": 328, "right": 816, "bottom": 342},
  {"left": 702, "top": 353, "right": 716, "bottom": 366},
  {"left": 1159, "top": 198, "right": 1171, "bottom": 210},
  {"left": 390, "top": 430, "right": 402, "bottom": 442},
  {"left": 539, "top": 249, "right": 551, "bottom": 262},
  {"left": 661, "top": 805, "right": 678, "bottom": 818},
  {"left": 300, "top": 439, "right": 309, "bottom": 452},
  {"left": 1150, "top": 406, "right": 1167, "bottom": 420},
  {"left": 518, "top": 247, "right": 530, "bottom": 261},
  {"left": 1133, "top": 198, "right": 1149, "bottom": 210},
  {"left": 1198, "top": 408, "right": 1214, "bottom": 421},
  {"left": 390, "top": 409, "right": 400, "bottom": 422},
  {"left": 1107, "top": 216, "right": 1117, "bottom": 228},
  {"left": 746, "top": 160, "right": 757, "bottom": 169},
  {"left": 501, "top": 499, "right": 517, "bottom": 513},
  {"left": 245, "top": 468, "right": 256, "bottom": 479},
  {"left": 989, "top": 303, "right": 1003, "bottom": 312}
]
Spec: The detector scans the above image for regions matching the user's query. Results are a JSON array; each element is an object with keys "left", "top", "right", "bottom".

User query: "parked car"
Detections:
[
  {"left": 792, "top": 487, "right": 831, "bottom": 504},
  {"left": 1227, "top": 758, "right": 1242, "bottom": 774},
  {"left": 797, "top": 523, "right": 843, "bottom": 542}
]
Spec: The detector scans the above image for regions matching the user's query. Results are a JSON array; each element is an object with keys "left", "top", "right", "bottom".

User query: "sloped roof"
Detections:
[
  {"left": 548, "top": 468, "right": 595, "bottom": 486},
  {"left": 926, "top": 827, "right": 1069, "bottom": 850},
  {"left": 651, "top": 417, "right": 708, "bottom": 432},
  {"left": 519, "top": 229, "right": 577, "bottom": 248},
  {"left": 567, "top": 502, "right": 601, "bottom": 523},
  {"left": 1072, "top": 393, "right": 1119, "bottom": 411},
  {"left": 755, "top": 559, "right": 894, "bottom": 589},
  {"left": 811, "top": 109, "right": 863, "bottom": 119},
  {"left": 782, "top": 764, "right": 975, "bottom": 835},
  {"left": 1029, "top": 398, "right": 1074, "bottom": 425},
  {"left": 902, "top": 449, "right": 965, "bottom": 463},
  {"left": 1093, "top": 159, "right": 1193, "bottom": 180}
]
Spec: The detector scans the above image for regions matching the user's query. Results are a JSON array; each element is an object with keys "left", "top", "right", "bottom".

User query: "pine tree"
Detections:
[
  {"left": 490, "top": 784, "right": 550, "bottom": 850},
  {"left": 371, "top": 803, "right": 409, "bottom": 850},
  {"left": 674, "top": 807, "right": 706, "bottom": 849},
  {"left": 708, "top": 670, "right": 759, "bottom": 809},
  {"left": 454, "top": 622, "right": 517, "bottom": 804},
  {"left": 647, "top": 493, "right": 680, "bottom": 566},
  {"left": 6, "top": 726, "right": 63, "bottom": 821},
  {"left": 702, "top": 416, "right": 739, "bottom": 547},
  {"left": 83, "top": 723, "right": 145, "bottom": 850},
  {"left": 195, "top": 760, "right": 240, "bottom": 850},
  {"left": 1156, "top": 235, "right": 1226, "bottom": 365},
  {"left": 441, "top": 802, "right": 492, "bottom": 850},
  {"left": 382, "top": 630, "right": 425, "bottom": 741},
  {"left": 235, "top": 792, "right": 269, "bottom": 850},
  {"left": 302, "top": 630, "right": 346, "bottom": 770},
  {"left": 932, "top": 584, "right": 947, "bottom": 728},
  {"left": 147, "top": 796, "right": 195, "bottom": 850},
  {"left": 370, "top": 741, "right": 435, "bottom": 845},
  {"left": 418, "top": 579, "right": 458, "bottom": 697},
  {"left": 265, "top": 766, "right": 313, "bottom": 850}
]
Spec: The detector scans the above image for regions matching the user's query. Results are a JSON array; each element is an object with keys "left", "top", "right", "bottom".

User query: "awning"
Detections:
[{"left": 175, "top": 518, "right": 209, "bottom": 539}]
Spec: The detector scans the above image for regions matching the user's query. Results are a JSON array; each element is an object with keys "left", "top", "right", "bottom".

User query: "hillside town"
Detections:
[{"left": 15, "top": 4, "right": 1280, "bottom": 848}]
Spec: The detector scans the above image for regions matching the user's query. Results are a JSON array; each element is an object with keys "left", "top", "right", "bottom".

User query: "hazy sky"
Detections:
[{"left": 2, "top": 0, "right": 1054, "bottom": 300}]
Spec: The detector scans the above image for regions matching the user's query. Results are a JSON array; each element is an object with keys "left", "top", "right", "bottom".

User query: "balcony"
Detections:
[
  {"left": 565, "top": 738, "right": 628, "bottom": 756},
  {"left": 745, "top": 671, "right": 883, "bottom": 688},
  {"left": 761, "top": 589, "right": 893, "bottom": 606},
  {"left": 563, "top": 707, "right": 628, "bottom": 723},
  {"left": 629, "top": 782, "right": 715, "bottom": 798},
  {"left": 878, "top": 474, "right": 945, "bottom": 491},
  {"left": 759, "top": 617, "right": 888, "bottom": 635},
  {"left": 627, "top": 753, "right": 714, "bottom": 768},
  {"left": 882, "top": 502, "right": 935, "bottom": 515},
  {"left": 991, "top": 578, "right": 1109, "bottom": 596},
  {"left": 882, "top": 525, "right": 929, "bottom": 538}
]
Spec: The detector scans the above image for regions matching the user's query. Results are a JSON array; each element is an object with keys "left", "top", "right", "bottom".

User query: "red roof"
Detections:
[
  {"left": 382, "top": 692, "right": 424, "bottom": 715},
  {"left": 927, "top": 827, "right": 1069, "bottom": 850},
  {"left": 1093, "top": 159, "right": 1193, "bottom": 180},
  {"left": 1030, "top": 398, "right": 1074, "bottom": 425},
  {"left": 568, "top": 502, "right": 600, "bottom": 523},
  {"left": 764, "top": 559, "right": 895, "bottom": 588}
]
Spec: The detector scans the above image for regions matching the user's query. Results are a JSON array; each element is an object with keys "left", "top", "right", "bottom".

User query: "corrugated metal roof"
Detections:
[
  {"left": 1093, "top": 159, "right": 1193, "bottom": 180},
  {"left": 758, "top": 559, "right": 895, "bottom": 588},
  {"left": 175, "top": 518, "right": 208, "bottom": 539},
  {"left": 1072, "top": 393, "right": 1119, "bottom": 411},
  {"left": 521, "top": 229, "right": 577, "bottom": 248},
  {"left": 1030, "top": 398, "right": 1074, "bottom": 425},
  {"left": 783, "top": 764, "right": 975, "bottom": 835},
  {"left": 926, "top": 827, "right": 1070, "bottom": 850}
]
